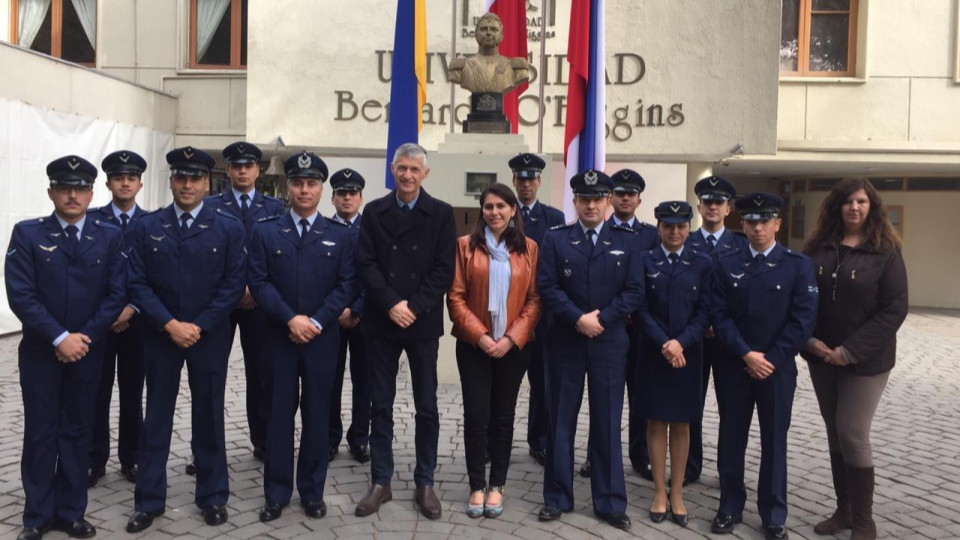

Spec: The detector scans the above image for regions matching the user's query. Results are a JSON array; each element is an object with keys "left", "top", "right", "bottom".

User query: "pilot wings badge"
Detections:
[
  {"left": 39, "top": 244, "right": 58, "bottom": 252},
  {"left": 730, "top": 272, "right": 745, "bottom": 280},
  {"left": 150, "top": 235, "right": 165, "bottom": 242}
]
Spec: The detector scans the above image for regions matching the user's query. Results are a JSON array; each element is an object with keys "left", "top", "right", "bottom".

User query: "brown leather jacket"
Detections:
[{"left": 447, "top": 235, "right": 541, "bottom": 349}]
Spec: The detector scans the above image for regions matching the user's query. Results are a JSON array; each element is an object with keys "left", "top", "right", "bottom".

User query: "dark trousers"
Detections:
[
  {"left": 368, "top": 337, "right": 439, "bottom": 488},
  {"left": 525, "top": 327, "right": 549, "bottom": 453},
  {"left": 687, "top": 335, "right": 724, "bottom": 479},
  {"left": 19, "top": 338, "right": 103, "bottom": 527},
  {"left": 623, "top": 327, "right": 649, "bottom": 472},
  {"left": 229, "top": 308, "right": 267, "bottom": 451},
  {"left": 135, "top": 328, "right": 231, "bottom": 513},
  {"left": 329, "top": 327, "right": 370, "bottom": 451},
  {"left": 714, "top": 355, "right": 796, "bottom": 526},
  {"left": 543, "top": 332, "right": 629, "bottom": 515},
  {"left": 262, "top": 326, "right": 337, "bottom": 505},
  {"left": 90, "top": 325, "right": 144, "bottom": 471},
  {"left": 456, "top": 340, "right": 531, "bottom": 491}
]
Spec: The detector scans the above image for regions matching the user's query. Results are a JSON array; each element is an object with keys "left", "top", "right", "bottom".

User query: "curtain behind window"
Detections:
[
  {"left": 18, "top": 0, "right": 52, "bottom": 49},
  {"left": 197, "top": 0, "right": 232, "bottom": 61}
]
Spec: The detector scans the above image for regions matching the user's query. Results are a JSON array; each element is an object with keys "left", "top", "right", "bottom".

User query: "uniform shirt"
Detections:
[
  {"left": 51, "top": 214, "right": 87, "bottom": 346},
  {"left": 578, "top": 220, "right": 604, "bottom": 244},
  {"left": 233, "top": 187, "right": 256, "bottom": 208},
  {"left": 334, "top": 213, "right": 359, "bottom": 226},
  {"left": 174, "top": 202, "right": 203, "bottom": 229},
  {"left": 700, "top": 226, "right": 725, "bottom": 244},
  {"left": 661, "top": 244, "right": 685, "bottom": 261},
  {"left": 612, "top": 215, "right": 636, "bottom": 228},
  {"left": 111, "top": 203, "right": 139, "bottom": 223},
  {"left": 749, "top": 243, "right": 777, "bottom": 259},
  {"left": 520, "top": 200, "right": 539, "bottom": 215}
]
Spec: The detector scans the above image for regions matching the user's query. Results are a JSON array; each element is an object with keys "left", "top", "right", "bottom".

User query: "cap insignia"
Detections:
[
  {"left": 343, "top": 170, "right": 353, "bottom": 178},
  {"left": 670, "top": 203, "right": 681, "bottom": 213},
  {"left": 298, "top": 153, "right": 311, "bottom": 169},
  {"left": 753, "top": 196, "right": 764, "bottom": 207},
  {"left": 120, "top": 153, "right": 130, "bottom": 163},
  {"left": 68, "top": 158, "right": 80, "bottom": 171},
  {"left": 184, "top": 148, "right": 195, "bottom": 159},
  {"left": 585, "top": 170, "right": 598, "bottom": 186}
]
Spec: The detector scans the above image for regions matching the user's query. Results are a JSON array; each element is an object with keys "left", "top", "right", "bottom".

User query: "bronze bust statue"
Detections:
[{"left": 449, "top": 13, "right": 530, "bottom": 95}]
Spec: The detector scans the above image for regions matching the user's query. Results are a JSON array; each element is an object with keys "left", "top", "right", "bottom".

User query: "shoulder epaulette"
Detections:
[
  {"left": 24, "top": 217, "right": 47, "bottom": 226},
  {"left": 549, "top": 223, "right": 571, "bottom": 231},
  {"left": 326, "top": 217, "right": 350, "bottom": 227},
  {"left": 90, "top": 218, "right": 119, "bottom": 230},
  {"left": 611, "top": 224, "right": 638, "bottom": 234},
  {"left": 718, "top": 248, "right": 743, "bottom": 259},
  {"left": 257, "top": 215, "right": 281, "bottom": 223}
]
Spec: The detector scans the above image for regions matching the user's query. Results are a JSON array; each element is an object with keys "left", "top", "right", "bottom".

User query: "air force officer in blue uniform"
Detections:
[
  {"left": 203, "top": 141, "right": 284, "bottom": 461},
  {"left": 87, "top": 150, "right": 150, "bottom": 488},
  {"left": 683, "top": 175, "right": 747, "bottom": 484},
  {"left": 125, "top": 147, "right": 246, "bottom": 533},
  {"left": 537, "top": 170, "right": 644, "bottom": 531},
  {"left": 710, "top": 193, "right": 818, "bottom": 540},
  {"left": 5, "top": 155, "right": 127, "bottom": 540},
  {"left": 509, "top": 153, "right": 564, "bottom": 466},
  {"left": 249, "top": 153, "right": 357, "bottom": 522}
]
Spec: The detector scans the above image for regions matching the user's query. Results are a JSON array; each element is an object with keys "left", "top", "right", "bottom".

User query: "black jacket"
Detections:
[
  {"left": 800, "top": 243, "right": 908, "bottom": 375},
  {"left": 356, "top": 189, "right": 456, "bottom": 340}
]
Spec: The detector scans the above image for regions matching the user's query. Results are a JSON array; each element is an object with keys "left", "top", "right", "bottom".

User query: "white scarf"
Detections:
[{"left": 485, "top": 227, "right": 512, "bottom": 340}]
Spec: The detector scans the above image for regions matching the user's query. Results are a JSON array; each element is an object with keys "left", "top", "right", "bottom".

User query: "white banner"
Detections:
[{"left": 0, "top": 97, "right": 175, "bottom": 334}]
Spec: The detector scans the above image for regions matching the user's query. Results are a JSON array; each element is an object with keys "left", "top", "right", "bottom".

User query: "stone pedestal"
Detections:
[{"left": 462, "top": 93, "right": 512, "bottom": 134}]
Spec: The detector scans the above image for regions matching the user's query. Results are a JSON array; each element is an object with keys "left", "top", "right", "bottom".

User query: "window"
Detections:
[
  {"left": 10, "top": 0, "right": 96, "bottom": 65},
  {"left": 791, "top": 206, "right": 806, "bottom": 239},
  {"left": 189, "top": 0, "right": 247, "bottom": 69},
  {"left": 885, "top": 206, "right": 904, "bottom": 237},
  {"left": 781, "top": 0, "right": 858, "bottom": 77},
  {"left": 906, "top": 177, "right": 960, "bottom": 191}
]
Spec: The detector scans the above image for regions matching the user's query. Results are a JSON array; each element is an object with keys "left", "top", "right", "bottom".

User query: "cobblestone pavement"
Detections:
[{"left": 0, "top": 309, "right": 958, "bottom": 539}]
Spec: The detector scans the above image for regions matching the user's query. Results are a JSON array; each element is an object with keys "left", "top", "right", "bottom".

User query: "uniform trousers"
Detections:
[
  {"left": 262, "top": 326, "right": 338, "bottom": 505},
  {"left": 135, "top": 328, "right": 231, "bottom": 513},
  {"left": 90, "top": 326, "right": 144, "bottom": 471},
  {"left": 20, "top": 338, "right": 104, "bottom": 527},
  {"left": 329, "top": 326, "right": 370, "bottom": 451},
  {"left": 714, "top": 354, "right": 796, "bottom": 526},
  {"left": 229, "top": 307, "right": 267, "bottom": 451}
]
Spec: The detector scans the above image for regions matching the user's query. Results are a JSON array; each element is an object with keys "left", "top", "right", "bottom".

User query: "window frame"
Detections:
[
  {"left": 781, "top": 0, "right": 859, "bottom": 78},
  {"left": 188, "top": 0, "right": 246, "bottom": 70},
  {"left": 9, "top": 0, "right": 98, "bottom": 67}
]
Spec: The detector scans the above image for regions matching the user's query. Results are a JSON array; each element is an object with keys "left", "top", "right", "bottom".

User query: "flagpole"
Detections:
[
  {"left": 450, "top": 0, "right": 458, "bottom": 134},
  {"left": 537, "top": 0, "right": 549, "bottom": 153}
]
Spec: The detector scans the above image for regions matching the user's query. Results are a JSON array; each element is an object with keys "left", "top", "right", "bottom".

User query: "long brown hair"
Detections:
[
  {"left": 803, "top": 178, "right": 902, "bottom": 254},
  {"left": 469, "top": 183, "right": 527, "bottom": 254}
]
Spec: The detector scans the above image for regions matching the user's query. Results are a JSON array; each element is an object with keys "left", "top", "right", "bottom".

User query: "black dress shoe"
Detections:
[
  {"left": 302, "top": 500, "right": 327, "bottom": 519},
  {"left": 86, "top": 466, "right": 105, "bottom": 488},
  {"left": 637, "top": 464, "right": 653, "bottom": 481},
  {"left": 202, "top": 504, "right": 228, "bottom": 526},
  {"left": 764, "top": 524, "right": 789, "bottom": 540},
  {"left": 121, "top": 464, "right": 138, "bottom": 483},
  {"left": 528, "top": 449, "right": 546, "bottom": 466},
  {"left": 259, "top": 503, "right": 283, "bottom": 522},
  {"left": 327, "top": 447, "right": 339, "bottom": 463},
  {"left": 683, "top": 475, "right": 698, "bottom": 487},
  {"left": 253, "top": 447, "right": 265, "bottom": 461},
  {"left": 16, "top": 523, "right": 51, "bottom": 540},
  {"left": 126, "top": 510, "right": 163, "bottom": 534},
  {"left": 671, "top": 510, "right": 689, "bottom": 527},
  {"left": 579, "top": 460, "right": 592, "bottom": 478},
  {"left": 538, "top": 506, "right": 562, "bottom": 521},
  {"left": 711, "top": 512, "right": 743, "bottom": 534},
  {"left": 52, "top": 518, "right": 96, "bottom": 539},
  {"left": 349, "top": 445, "right": 370, "bottom": 464},
  {"left": 596, "top": 511, "right": 631, "bottom": 530},
  {"left": 185, "top": 460, "right": 197, "bottom": 476}
]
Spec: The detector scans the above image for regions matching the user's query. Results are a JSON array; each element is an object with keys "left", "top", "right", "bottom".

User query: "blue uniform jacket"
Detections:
[
  {"left": 607, "top": 216, "right": 658, "bottom": 251},
  {"left": 637, "top": 247, "right": 713, "bottom": 349},
  {"left": 204, "top": 190, "right": 285, "bottom": 244},
  {"left": 523, "top": 202, "right": 566, "bottom": 246},
  {"left": 126, "top": 204, "right": 247, "bottom": 333},
  {"left": 248, "top": 213, "right": 358, "bottom": 329},
  {"left": 685, "top": 227, "right": 747, "bottom": 256},
  {"left": 538, "top": 224, "right": 644, "bottom": 331},
  {"left": 5, "top": 213, "right": 127, "bottom": 344},
  {"left": 88, "top": 204, "right": 149, "bottom": 308},
  {"left": 711, "top": 243, "right": 818, "bottom": 368}
]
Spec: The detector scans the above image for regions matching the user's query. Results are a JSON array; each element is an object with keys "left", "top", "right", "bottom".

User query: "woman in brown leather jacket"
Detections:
[
  {"left": 801, "top": 178, "right": 908, "bottom": 540},
  {"left": 447, "top": 183, "right": 541, "bottom": 519}
]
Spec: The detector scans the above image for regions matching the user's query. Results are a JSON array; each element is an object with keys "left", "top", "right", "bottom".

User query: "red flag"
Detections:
[{"left": 487, "top": 0, "right": 529, "bottom": 134}]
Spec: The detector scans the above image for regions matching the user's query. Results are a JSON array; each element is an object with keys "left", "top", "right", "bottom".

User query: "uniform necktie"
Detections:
[
  {"left": 522, "top": 206, "right": 531, "bottom": 219},
  {"left": 299, "top": 218, "right": 310, "bottom": 244},
  {"left": 754, "top": 253, "right": 766, "bottom": 266},
  {"left": 400, "top": 204, "right": 411, "bottom": 215},
  {"left": 240, "top": 193, "right": 250, "bottom": 218},
  {"left": 586, "top": 228, "right": 597, "bottom": 256},
  {"left": 706, "top": 235, "right": 717, "bottom": 249},
  {"left": 65, "top": 224, "right": 79, "bottom": 252},
  {"left": 180, "top": 213, "right": 191, "bottom": 234},
  {"left": 669, "top": 252, "right": 680, "bottom": 265},
  {"left": 120, "top": 213, "right": 129, "bottom": 231}
]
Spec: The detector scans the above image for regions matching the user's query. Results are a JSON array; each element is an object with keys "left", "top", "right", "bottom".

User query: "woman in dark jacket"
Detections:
[
  {"left": 635, "top": 201, "right": 712, "bottom": 527},
  {"left": 801, "top": 178, "right": 908, "bottom": 540}
]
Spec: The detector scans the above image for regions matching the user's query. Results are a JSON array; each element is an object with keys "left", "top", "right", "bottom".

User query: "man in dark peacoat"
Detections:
[{"left": 354, "top": 144, "right": 456, "bottom": 521}]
